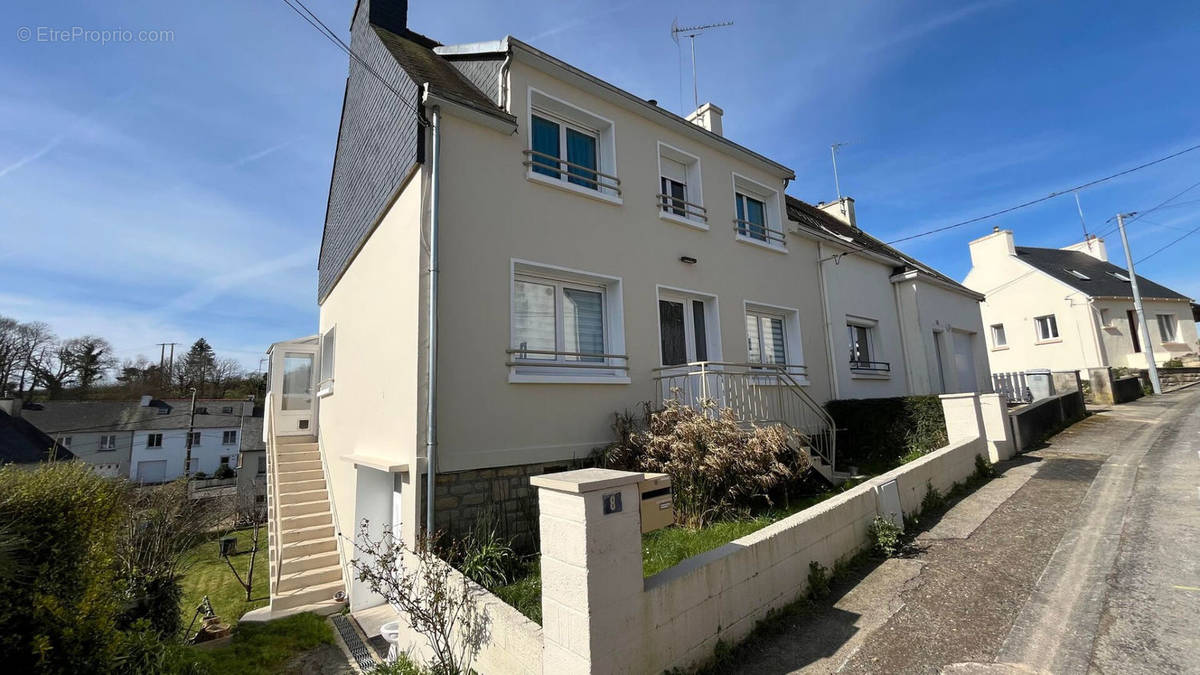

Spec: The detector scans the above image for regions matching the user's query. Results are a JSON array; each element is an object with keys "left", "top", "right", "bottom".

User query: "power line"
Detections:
[
  {"left": 823, "top": 141, "right": 1200, "bottom": 264},
  {"left": 1096, "top": 176, "right": 1200, "bottom": 238},
  {"left": 277, "top": 0, "right": 427, "bottom": 126},
  {"left": 1135, "top": 219, "right": 1200, "bottom": 264}
]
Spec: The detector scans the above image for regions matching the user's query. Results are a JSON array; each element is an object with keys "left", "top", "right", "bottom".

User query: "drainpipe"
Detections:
[
  {"left": 497, "top": 51, "right": 512, "bottom": 110},
  {"left": 816, "top": 242, "right": 841, "bottom": 400},
  {"left": 424, "top": 102, "right": 442, "bottom": 538}
]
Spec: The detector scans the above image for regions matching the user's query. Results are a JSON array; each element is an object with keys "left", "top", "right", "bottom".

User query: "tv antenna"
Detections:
[
  {"left": 671, "top": 18, "right": 733, "bottom": 112},
  {"left": 831, "top": 142, "right": 851, "bottom": 204}
]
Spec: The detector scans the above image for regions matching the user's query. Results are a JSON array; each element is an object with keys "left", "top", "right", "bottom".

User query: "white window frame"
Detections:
[
  {"left": 57, "top": 436, "right": 72, "bottom": 447},
  {"left": 221, "top": 406, "right": 234, "bottom": 415},
  {"left": 847, "top": 316, "right": 889, "bottom": 378},
  {"left": 318, "top": 326, "right": 336, "bottom": 397},
  {"left": 1156, "top": 313, "right": 1178, "bottom": 342},
  {"left": 146, "top": 433, "right": 163, "bottom": 448},
  {"left": 525, "top": 88, "right": 621, "bottom": 205},
  {"left": 99, "top": 434, "right": 117, "bottom": 451},
  {"left": 744, "top": 301, "right": 807, "bottom": 383},
  {"left": 731, "top": 172, "right": 786, "bottom": 252},
  {"left": 222, "top": 430, "right": 238, "bottom": 445},
  {"left": 187, "top": 431, "right": 201, "bottom": 447},
  {"left": 509, "top": 259, "right": 628, "bottom": 384},
  {"left": 1034, "top": 314, "right": 1060, "bottom": 342},
  {"left": 990, "top": 323, "right": 1008, "bottom": 350},
  {"left": 657, "top": 142, "right": 705, "bottom": 230},
  {"left": 656, "top": 286, "right": 722, "bottom": 368}
]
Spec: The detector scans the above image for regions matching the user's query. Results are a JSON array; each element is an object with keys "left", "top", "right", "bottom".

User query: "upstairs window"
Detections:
[
  {"left": 657, "top": 143, "right": 706, "bottom": 225},
  {"left": 319, "top": 327, "right": 336, "bottom": 396},
  {"left": 732, "top": 173, "right": 784, "bottom": 248},
  {"left": 187, "top": 431, "right": 201, "bottom": 447},
  {"left": 57, "top": 436, "right": 72, "bottom": 447},
  {"left": 1157, "top": 314, "right": 1178, "bottom": 342},
  {"left": 223, "top": 430, "right": 238, "bottom": 445},
  {"left": 736, "top": 193, "right": 767, "bottom": 240},
  {"left": 525, "top": 89, "right": 619, "bottom": 199},
  {"left": 146, "top": 433, "right": 163, "bottom": 448},
  {"left": 99, "top": 434, "right": 117, "bottom": 451},
  {"left": 1034, "top": 314, "right": 1059, "bottom": 341},
  {"left": 991, "top": 324, "right": 1007, "bottom": 348}
]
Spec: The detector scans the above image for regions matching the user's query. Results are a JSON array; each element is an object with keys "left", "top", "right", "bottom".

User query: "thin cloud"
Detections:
[
  {"left": 226, "top": 138, "right": 296, "bottom": 169},
  {"left": 0, "top": 134, "right": 66, "bottom": 179}
]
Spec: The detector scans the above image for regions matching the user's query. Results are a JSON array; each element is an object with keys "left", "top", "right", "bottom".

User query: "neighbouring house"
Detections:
[
  {"left": 964, "top": 228, "right": 1199, "bottom": 374},
  {"left": 22, "top": 396, "right": 259, "bottom": 483},
  {"left": 0, "top": 398, "right": 75, "bottom": 465},
  {"left": 258, "top": 0, "right": 990, "bottom": 617},
  {"left": 236, "top": 413, "right": 267, "bottom": 509},
  {"left": 788, "top": 197, "right": 991, "bottom": 397}
]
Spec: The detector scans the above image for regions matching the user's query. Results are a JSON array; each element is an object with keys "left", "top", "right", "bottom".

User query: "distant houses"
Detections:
[{"left": 0, "top": 399, "right": 74, "bottom": 466}]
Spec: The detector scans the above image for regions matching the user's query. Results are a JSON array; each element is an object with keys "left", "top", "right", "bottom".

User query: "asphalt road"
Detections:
[{"left": 728, "top": 385, "right": 1200, "bottom": 674}]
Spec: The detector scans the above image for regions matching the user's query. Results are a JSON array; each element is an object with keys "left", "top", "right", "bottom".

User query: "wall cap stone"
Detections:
[
  {"left": 938, "top": 392, "right": 978, "bottom": 400},
  {"left": 530, "top": 467, "right": 644, "bottom": 493}
]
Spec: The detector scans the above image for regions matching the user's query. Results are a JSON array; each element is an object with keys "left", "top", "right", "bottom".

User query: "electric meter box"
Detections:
[{"left": 638, "top": 472, "right": 674, "bottom": 533}]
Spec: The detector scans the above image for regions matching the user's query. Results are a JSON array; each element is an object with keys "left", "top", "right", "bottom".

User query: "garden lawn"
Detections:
[
  {"left": 179, "top": 527, "right": 269, "bottom": 629},
  {"left": 186, "top": 612, "right": 334, "bottom": 675}
]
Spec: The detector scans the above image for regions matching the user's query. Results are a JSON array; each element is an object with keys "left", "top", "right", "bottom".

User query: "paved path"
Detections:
[{"left": 728, "top": 386, "right": 1200, "bottom": 674}]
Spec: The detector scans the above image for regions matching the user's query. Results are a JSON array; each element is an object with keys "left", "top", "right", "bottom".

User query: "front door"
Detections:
[
  {"left": 658, "top": 293, "right": 713, "bottom": 366},
  {"left": 952, "top": 331, "right": 978, "bottom": 393},
  {"left": 269, "top": 340, "right": 319, "bottom": 436},
  {"left": 1127, "top": 310, "right": 1141, "bottom": 353}
]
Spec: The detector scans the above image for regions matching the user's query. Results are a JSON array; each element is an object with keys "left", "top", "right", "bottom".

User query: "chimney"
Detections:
[
  {"left": 817, "top": 197, "right": 856, "bottom": 228},
  {"left": 0, "top": 398, "right": 21, "bottom": 419},
  {"left": 366, "top": 0, "right": 407, "bottom": 34},
  {"left": 686, "top": 102, "right": 723, "bottom": 137},
  {"left": 1061, "top": 235, "right": 1108, "bottom": 262},
  {"left": 968, "top": 228, "right": 1016, "bottom": 268},
  {"left": 140, "top": 395, "right": 153, "bottom": 407}
]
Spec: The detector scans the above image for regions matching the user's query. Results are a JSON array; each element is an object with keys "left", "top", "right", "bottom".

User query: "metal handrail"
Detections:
[
  {"left": 265, "top": 392, "right": 284, "bottom": 592},
  {"left": 656, "top": 193, "right": 709, "bottom": 221},
  {"left": 651, "top": 361, "right": 836, "bottom": 470},
  {"left": 733, "top": 218, "right": 786, "bottom": 245},
  {"left": 507, "top": 347, "right": 630, "bottom": 370},
  {"left": 507, "top": 348, "right": 629, "bottom": 359},
  {"left": 849, "top": 359, "right": 891, "bottom": 373},
  {"left": 522, "top": 149, "right": 622, "bottom": 194},
  {"left": 317, "top": 426, "right": 351, "bottom": 595}
]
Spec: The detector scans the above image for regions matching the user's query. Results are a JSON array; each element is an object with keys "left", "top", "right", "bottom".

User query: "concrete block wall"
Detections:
[
  {"left": 1009, "top": 390, "right": 1087, "bottom": 452},
  {"left": 532, "top": 393, "right": 1002, "bottom": 674}
]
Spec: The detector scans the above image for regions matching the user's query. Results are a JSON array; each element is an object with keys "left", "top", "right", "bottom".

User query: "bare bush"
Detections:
[{"left": 598, "top": 399, "right": 809, "bottom": 528}]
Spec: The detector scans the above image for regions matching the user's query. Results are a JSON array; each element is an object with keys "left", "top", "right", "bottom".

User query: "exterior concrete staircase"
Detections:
[{"left": 266, "top": 435, "right": 345, "bottom": 616}]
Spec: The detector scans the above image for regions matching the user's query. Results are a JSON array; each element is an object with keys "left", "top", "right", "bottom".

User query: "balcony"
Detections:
[
  {"left": 522, "top": 149, "right": 622, "bottom": 201},
  {"left": 657, "top": 193, "right": 708, "bottom": 224},
  {"left": 849, "top": 359, "right": 891, "bottom": 374},
  {"left": 734, "top": 218, "right": 786, "bottom": 248}
]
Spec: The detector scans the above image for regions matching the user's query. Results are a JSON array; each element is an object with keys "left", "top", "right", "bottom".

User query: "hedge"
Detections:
[{"left": 825, "top": 395, "right": 948, "bottom": 474}]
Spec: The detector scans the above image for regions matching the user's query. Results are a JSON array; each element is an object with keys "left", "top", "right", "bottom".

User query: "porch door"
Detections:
[
  {"left": 952, "top": 331, "right": 978, "bottom": 393},
  {"left": 658, "top": 295, "right": 711, "bottom": 366},
  {"left": 270, "top": 343, "right": 318, "bottom": 436}
]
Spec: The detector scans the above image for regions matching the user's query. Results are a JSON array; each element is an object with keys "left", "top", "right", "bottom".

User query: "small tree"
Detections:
[
  {"left": 351, "top": 522, "right": 489, "bottom": 675},
  {"left": 220, "top": 486, "right": 267, "bottom": 602}
]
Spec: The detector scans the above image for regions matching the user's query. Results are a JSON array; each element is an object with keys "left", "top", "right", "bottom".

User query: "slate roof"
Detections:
[
  {"left": 22, "top": 399, "right": 258, "bottom": 435},
  {"left": 785, "top": 196, "right": 980, "bottom": 297},
  {"left": 0, "top": 409, "right": 75, "bottom": 464},
  {"left": 374, "top": 26, "right": 510, "bottom": 123},
  {"left": 1014, "top": 246, "right": 1192, "bottom": 301}
]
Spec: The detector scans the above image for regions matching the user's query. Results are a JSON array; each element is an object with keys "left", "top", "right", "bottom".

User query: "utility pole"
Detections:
[
  {"left": 1115, "top": 212, "right": 1162, "bottom": 394},
  {"left": 185, "top": 387, "right": 197, "bottom": 476}
]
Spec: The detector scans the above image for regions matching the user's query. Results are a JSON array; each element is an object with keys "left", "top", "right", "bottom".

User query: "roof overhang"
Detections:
[
  {"left": 438, "top": 36, "right": 796, "bottom": 182},
  {"left": 422, "top": 84, "right": 517, "bottom": 134},
  {"left": 890, "top": 268, "right": 986, "bottom": 301}
]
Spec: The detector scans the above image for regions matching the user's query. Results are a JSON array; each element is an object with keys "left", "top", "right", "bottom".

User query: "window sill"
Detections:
[
  {"left": 850, "top": 372, "right": 892, "bottom": 380},
  {"left": 526, "top": 172, "right": 623, "bottom": 206},
  {"left": 317, "top": 380, "right": 334, "bottom": 398},
  {"left": 735, "top": 234, "right": 787, "bottom": 254},
  {"left": 991, "top": 346, "right": 1009, "bottom": 352},
  {"left": 659, "top": 211, "right": 709, "bottom": 232},
  {"left": 1035, "top": 338, "right": 1063, "bottom": 345},
  {"left": 509, "top": 372, "right": 631, "bottom": 385}
]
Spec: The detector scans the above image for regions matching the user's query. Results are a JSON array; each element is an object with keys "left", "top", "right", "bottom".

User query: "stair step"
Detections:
[
  {"left": 281, "top": 523, "right": 335, "bottom": 545},
  {"left": 277, "top": 451, "right": 320, "bottom": 463},
  {"left": 271, "top": 579, "right": 345, "bottom": 613},
  {"left": 278, "top": 469, "right": 324, "bottom": 482},
  {"left": 280, "top": 511, "right": 332, "bottom": 531},
  {"left": 278, "top": 478, "right": 326, "bottom": 492},
  {"left": 276, "top": 436, "right": 317, "bottom": 446},
  {"left": 273, "top": 563, "right": 343, "bottom": 594},
  {"left": 280, "top": 537, "right": 337, "bottom": 558},
  {"left": 279, "top": 497, "right": 331, "bottom": 518},
  {"left": 270, "top": 549, "right": 339, "bottom": 577},
  {"left": 276, "top": 459, "right": 322, "bottom": 473}
]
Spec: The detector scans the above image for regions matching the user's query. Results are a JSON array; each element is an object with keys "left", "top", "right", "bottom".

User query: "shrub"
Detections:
[
  {"left": 192, "top": 471, "right": 208, "bottom": 480},
  {"left": 973, "top": 454, "right": 996, "bottom": 481},
  {"left": 1163, "top": 358, "right": 1183, "bottom": 369},
  {"left": 825, "top": 396, "right": 947, "bottom": 473},
  {"left": 456, "top": 506, "right": 517, "bottom": 588},
  {"left": 920, "top": 481, "right": 945, "bottom": 514},
  {"left": 597, "top": 400, "right": 809, "bottom": 528},
  {"left": 868, "top": 516, "right": 903, "bottom": 558},
  {"left": 213, "top": 465, "right": 236, "bottom": 480},
  {"left": 0, "top": 461, "right": 128, "bottom": 672},
  {"left": 806, "top": 561, "right": 830, "bottom": 600}
]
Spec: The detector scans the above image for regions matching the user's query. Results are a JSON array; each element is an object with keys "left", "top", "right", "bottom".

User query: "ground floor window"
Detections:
[{"left": 1157, "top": 314, "right": 1178, "bottom": 342}]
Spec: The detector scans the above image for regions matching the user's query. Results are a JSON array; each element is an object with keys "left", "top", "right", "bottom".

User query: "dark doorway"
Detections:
[{"left": 1127, "top": 310, "right": 1141, "bottom": 353}]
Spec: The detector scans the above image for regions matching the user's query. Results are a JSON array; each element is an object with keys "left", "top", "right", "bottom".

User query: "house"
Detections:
[
  {"left": 964, "top": 228, "right": 1198, "bottom": 373},
  {"left": 257, "top": 0, "right": 991, "bottom": 617},
  {"left": 22, "top": 396, "right": 259, "bottom": 483},
  {"left": 0, "top": 398, "right": 74, "bottom": 465},
  {"left": 788, "top": 197, "right": 991, "bottom": 397}
]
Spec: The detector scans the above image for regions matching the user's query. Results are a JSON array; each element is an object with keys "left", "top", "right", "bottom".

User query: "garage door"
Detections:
[
  {"left": 136, "top": 460, "right": 167, "bottom": 484},
  {"left": 953, "top": 331, "right": 978, "bottom": 393}
]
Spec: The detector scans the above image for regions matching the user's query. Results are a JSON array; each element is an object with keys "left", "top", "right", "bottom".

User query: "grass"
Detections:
[
  {"left": 179, "top": 527, "right": 269, "bottom": 630},
  {"left": 184, "top": 612, "right": 334, "bottom": 675},
  {"left": 489, "top": 479, "right": 869, "bottom": 623}
]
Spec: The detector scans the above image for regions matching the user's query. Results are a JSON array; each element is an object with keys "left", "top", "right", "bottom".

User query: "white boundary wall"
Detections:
[{"left": 531, "top": 392, "right": 1012, "bottom": 674}]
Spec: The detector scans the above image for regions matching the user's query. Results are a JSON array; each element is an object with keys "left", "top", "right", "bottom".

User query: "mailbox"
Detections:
[{"left": 638, "top": 472, "right": 674, "bottom": 533}]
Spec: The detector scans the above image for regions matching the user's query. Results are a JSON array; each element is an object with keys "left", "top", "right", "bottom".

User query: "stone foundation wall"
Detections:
[{"left": 423, "top": 458, "right": 592, "bottom": 551}]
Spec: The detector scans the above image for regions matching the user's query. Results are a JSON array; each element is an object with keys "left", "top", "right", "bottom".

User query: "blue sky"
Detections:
[{"left": 2, "top": 0, "right": 1199, "bottom": 370}]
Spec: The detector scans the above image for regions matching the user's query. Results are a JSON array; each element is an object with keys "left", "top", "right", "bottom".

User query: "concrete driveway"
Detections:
[{"left": 728, "top": 385, "right": 1200, "bottom": 674}]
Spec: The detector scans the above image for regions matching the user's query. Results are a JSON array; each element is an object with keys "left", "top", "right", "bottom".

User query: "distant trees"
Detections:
[{"left": 0, "top": 313, "right": 262, "bottom": 402}]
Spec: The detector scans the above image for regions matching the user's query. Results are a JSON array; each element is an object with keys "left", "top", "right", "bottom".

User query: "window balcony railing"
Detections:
[
  {"left": 505, "top": 348, "right": 630, "bottom": 371},
  {"left": 656, "top": 194, "right": 708, "bottom": 222},
  {"left": 849, "top": 359, "right": 891, "bottom": 373},
  {"left": 522, "top": 149, "right": 622, "bottom": 196},
  {"left": 733, "top": 218, "right": 786, "bottom": 246}
]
